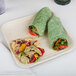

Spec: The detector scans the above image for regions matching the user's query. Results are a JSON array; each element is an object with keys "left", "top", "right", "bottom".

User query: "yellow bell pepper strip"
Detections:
[
  {"left": 16, "top": 44, "right": 26, "bottom": 54},
  {"left": 34, "top": 53, "right": 39, "bottom": 58},
  {"left": 19, "top": 44, "right": 26, "bottom": 51}
]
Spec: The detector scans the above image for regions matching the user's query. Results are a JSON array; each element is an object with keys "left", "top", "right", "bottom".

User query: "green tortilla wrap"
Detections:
[
  {"left": 48, "top": 16, "right": 68, "bottom": 50},
  {"left": 29, "top": 7, "right": 52, "bottom": 36}
]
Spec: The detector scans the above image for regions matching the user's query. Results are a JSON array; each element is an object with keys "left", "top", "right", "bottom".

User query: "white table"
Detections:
[{"left": 0, "top": 0, "right": 76, "bottom": 76}]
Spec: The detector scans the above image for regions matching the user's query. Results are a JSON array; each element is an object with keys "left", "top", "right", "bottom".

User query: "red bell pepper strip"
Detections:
[
  {"left": 25, "top": 42, "right": 31, "bottom": 46},
  {"left": 30, "top": 56, "right": 36, "bottom": 63},
  {"left": 38, "top": 47, "right": 45, "bottom": 56},
  {"left": 29, "top": 29, "right": 38, "bottom": 36},
  {"left": 59, "top": 45, "right": 67, "bottom": 49}
]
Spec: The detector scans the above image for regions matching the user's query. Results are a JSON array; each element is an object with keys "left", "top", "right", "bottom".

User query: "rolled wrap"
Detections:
[
  {"left": 30, "top": 7, "right": 52, "bottom": 36},
  {"left": 48, "top": 16, "right": 68, "bottom": 49}
]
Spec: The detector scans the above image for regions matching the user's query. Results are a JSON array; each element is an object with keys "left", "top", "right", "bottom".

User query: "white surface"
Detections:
[
  {"left": 0, "top": 0, "right": 76, "bottom": 76},
  {"left": 1, "top": 14, "right": 74, "bottom": 68}
]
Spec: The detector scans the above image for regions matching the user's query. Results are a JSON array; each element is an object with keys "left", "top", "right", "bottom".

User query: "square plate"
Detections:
[{"left": 1, "top": 14, "right": 74, "bottom": 68}]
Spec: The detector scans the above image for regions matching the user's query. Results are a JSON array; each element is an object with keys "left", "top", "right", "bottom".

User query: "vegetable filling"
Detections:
[
  {"left": 53, "top": 38, "right": 68, "bottom": 50},
  {"left": 11, "top": 37, "right": 45, "bottom": 64},
  {"left": 29, "top": 26, "right": 38, "bottom": 36}
]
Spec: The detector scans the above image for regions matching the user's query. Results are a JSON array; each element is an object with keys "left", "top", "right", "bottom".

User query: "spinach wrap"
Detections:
[
  {"left": 29, "top": 7, "right": 52, "bottom": 36},
  {"left": 48, "top": 16, "right": 68, "bottom": 50}
]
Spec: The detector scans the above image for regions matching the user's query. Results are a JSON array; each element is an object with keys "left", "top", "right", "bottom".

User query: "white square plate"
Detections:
[{"left": 1, "top": 14, "right": 74, "bottom": 68}]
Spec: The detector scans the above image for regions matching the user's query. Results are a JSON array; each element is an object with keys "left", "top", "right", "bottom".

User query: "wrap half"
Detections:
[
  {"left": 29, "top": 7, "right": 52, "bottom": 36},
  {"left": 48, "top": 16, "right": 68, "bottom": 50}
]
